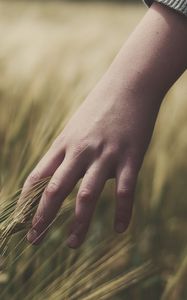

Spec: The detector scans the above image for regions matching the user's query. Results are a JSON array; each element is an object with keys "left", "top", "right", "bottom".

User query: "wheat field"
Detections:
[{"left": 0, "top": 1, "right": 187, "bottom": 299}]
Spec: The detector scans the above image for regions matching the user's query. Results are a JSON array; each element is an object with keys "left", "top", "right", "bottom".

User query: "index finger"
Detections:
[{"left": 16, "top": 144, "right": 65, "bottom": 221}]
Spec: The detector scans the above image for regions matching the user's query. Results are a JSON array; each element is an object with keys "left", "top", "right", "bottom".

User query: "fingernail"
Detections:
[
  {"left": 27, "top": 228, "right": 38, "bottom": 243},
  {"left": 67, "top": 234, "right": 79, "bottom": 248},
  {"left": 115, "top": 222, "right": 125, "bottom": 233}
]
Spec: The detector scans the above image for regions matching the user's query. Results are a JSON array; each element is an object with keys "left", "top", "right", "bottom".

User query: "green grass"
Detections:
[{"left": 0, "top": 1, "right": 187, "bottom": 299}]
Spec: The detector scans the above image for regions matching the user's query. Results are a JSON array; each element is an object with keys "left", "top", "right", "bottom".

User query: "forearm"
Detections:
[
  {"left": 108, "top": 2, "right": 187, "bottom": 101},
  {"left": 23, "top": 3, "right": 187, "bottom": 247}
]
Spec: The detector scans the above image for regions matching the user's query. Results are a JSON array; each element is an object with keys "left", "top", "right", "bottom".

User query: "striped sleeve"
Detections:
[{"left": 143, "top": 0, "right": 187, "bottom": 17}]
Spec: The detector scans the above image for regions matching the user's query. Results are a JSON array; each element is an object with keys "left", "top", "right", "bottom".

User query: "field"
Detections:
[{"left": 0, "top": 1, "right": 187, "bottom": 299}]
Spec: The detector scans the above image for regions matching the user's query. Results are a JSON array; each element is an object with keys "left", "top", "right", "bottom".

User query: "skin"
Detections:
[{"left": 19, "top": 2, "right": 187, "bottom": 248}]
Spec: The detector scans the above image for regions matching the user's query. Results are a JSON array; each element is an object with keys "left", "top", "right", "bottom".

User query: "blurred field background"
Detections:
[{"left": 0, "top": 1, "right": 187, "bottom": 299}]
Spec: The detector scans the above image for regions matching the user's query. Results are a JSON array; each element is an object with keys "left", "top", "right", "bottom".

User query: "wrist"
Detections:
[{"left": 107, "top": 2, "right": 187, "bottom": 101}]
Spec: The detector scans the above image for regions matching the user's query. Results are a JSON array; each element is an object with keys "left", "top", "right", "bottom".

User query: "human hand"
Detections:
[
  {"left": 23, "top": 75, "right": 159, "bottom": 248},
  {"left": 20, "top": 2, "right": 187, "bottom": 248}
]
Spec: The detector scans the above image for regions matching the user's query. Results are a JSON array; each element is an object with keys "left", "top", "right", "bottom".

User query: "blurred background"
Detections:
[{"left": 0, "top": 1, "right": 187, "bottom": 299}]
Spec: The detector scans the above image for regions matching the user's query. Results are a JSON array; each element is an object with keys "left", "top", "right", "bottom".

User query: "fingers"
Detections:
[
  {"left": 27, "top": 154, "right": 84, "bottom": 244},
  {"left": 23, "top": 133, "right": 139, "bottom": 247},
  {"left": 114, "top": 159, "right": 138, "bottom": 234},
  {"left": 67, "top": 160, "right": 107, "bottom": 248},
  {"left": 18, "top": 143, "right": 65, "bottom": 206}
]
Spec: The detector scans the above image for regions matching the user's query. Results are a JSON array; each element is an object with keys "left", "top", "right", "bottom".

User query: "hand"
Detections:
[
  {"left": 20, "top": 2, "right": 187, "bottom": 248},
  {"left": 22, "top": 68, "right": 160, "bottom": 248}
]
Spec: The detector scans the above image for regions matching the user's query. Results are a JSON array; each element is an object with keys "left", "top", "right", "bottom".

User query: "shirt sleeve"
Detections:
[{"left": 143, "top": 0, "right": 187, "bottom": 17}]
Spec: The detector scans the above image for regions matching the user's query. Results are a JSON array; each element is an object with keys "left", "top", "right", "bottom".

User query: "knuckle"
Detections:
[
  {"left": 116, "top": 188, "right": 134, "bottom": 200},
  {"left": 26, "top": 170, "right": 41, "bottom": 185},
  {"left": 91, "top": 139, "right": 104, "bottom": 154},
  {"left": 45, "top": 181, "right": 59, "bottom": 198},
  {"left": 78, "top": 189, "right": 93, "bottom": 203},
  {"left": 103, "top": 144, "right": 119, "bottom": 159}
]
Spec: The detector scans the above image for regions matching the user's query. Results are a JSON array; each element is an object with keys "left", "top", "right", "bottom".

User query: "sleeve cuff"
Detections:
[{"left": 143, "top": 0, "right": 187, "bottom": 17}]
